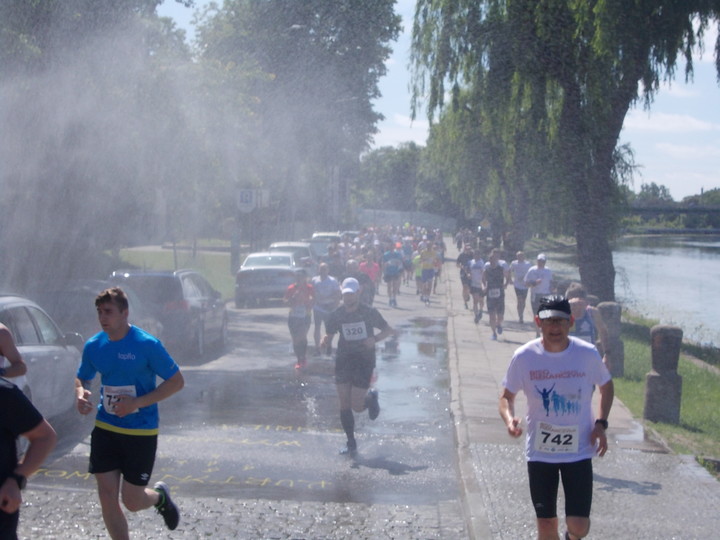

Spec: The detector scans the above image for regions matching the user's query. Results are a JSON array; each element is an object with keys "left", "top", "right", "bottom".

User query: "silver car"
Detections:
[
  {"left": 235, "top": 251, "right": 304, "bottom": 308},
  {"left": 0, "top": 295, "right": 83, "bottom": 419}
]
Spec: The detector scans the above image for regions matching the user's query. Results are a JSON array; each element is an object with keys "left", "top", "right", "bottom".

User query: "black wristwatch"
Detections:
[
  {"left": 595, "top": 419, "right": 609, "bottom": 430},
  {"left": 9, "top": 472, "right": 26, "bottom": 490}
]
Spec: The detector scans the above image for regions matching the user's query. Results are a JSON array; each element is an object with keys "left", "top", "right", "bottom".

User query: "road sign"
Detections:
[{"left": 237, "top": 189, "right": 256, "bottom": 213}]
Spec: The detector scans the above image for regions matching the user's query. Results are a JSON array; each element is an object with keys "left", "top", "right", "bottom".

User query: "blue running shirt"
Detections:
[{"left": 78, "top": 326, "right": 179, "bottom": 435}]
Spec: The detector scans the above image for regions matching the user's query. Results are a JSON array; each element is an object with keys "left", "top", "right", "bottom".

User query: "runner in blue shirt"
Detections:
[{"left": 76, "top": 287, "right": 185, "bottom": 538}]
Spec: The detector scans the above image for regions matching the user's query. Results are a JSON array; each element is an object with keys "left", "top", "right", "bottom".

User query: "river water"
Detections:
[{"left": 542, "top": 235, "right": 720, "bottom": 348}]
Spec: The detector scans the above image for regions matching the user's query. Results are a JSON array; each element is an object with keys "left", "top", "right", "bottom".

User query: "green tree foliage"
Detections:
[
  {"left": 0, "top": 1, "right": 224, "bottom": 289},
  {"left": 411, "top": 0, "right": 720, "bottom": 300},
  {"left": 196, "top": 0, "right": 401, "bottom": 225},
  {"left": 636, "top": 182, "right": 676, "bottom": 207}
]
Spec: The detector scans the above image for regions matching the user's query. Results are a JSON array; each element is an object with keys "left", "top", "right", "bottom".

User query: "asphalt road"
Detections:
[{"left": 19, "top": 283, "right": 468, "bottom": 539}]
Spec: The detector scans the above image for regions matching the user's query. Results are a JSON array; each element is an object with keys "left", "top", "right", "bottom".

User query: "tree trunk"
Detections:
[
  {"left": 575, "top": 208, "right": 616, "bottom": 301},
  {"left": 559, "top": 84, "right": 617, "bottom": 301}
]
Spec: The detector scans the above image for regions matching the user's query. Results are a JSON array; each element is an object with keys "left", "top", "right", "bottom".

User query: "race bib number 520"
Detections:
[{"left": 533, "top": 422, "right": 579, "bottom": 454}]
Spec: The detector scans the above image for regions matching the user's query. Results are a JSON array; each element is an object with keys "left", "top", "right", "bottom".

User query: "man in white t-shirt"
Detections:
[
  {"left": 499, "top": 295, "right": 614, "bottom": 540},
  {"left": 509, "top": 251, "right": 533, "bottom": 323},
  {"left": 524, "top": 253, "right": 554, "bottom": 335}
]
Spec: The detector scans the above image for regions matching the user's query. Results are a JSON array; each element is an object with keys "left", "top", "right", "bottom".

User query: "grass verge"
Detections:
[{"left": 620, "top": 312, "right": 720, "bottom": 477}]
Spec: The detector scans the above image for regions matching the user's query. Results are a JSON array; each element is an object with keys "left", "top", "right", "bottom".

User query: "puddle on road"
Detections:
[{"left": 43, "top": 318, "right": 458, "bottom": 505}]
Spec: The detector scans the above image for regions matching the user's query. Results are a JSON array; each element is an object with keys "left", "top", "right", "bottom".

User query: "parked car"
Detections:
[
  {"left": 268, "top": 241, "right": 320, "bottom": 274},
  {"left": 0, "top": 294, "right": 83, "bottom": 419},
  {"left": 109, "top": 269, "right": 227, "bottom": 357},
  {"left": 32, "top": 280, "right": 163, "bottom": 343},
  {"left": 235, "top": 251, "right": 302, "bottom": 308}
]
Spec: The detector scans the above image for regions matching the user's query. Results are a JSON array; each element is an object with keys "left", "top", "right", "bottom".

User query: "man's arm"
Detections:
[
  {"left": 523, "top": 269, "right": 535, "bottom": 289},
  {"left": 499, "top": 388, "right": 523, "bottom": 438},
  {"left": 370, "top": 325, "right": 395, "bottom": 345},
  {"left": 591, "top": 379, "right": 614, "bottom": 457},
  {"left": 0, "top": 326, "right": 27, "bottom": 378},
  {"left": 0, "top": 417, "right": 56, "bottom": 514},
  {"left": 597, "top": 378, "right": 614, "bottom": 423},
  {"left": 76, "top": 378, "right": 94, "bottom": 415},
  {"left": 113, "top": 371, "right": 184, "bottom": 417},
  {"left": 15, "top": 418, "right": 57, "bottom": 478}
]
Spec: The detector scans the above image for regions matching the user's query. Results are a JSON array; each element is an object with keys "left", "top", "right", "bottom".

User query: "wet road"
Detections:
[{"left": 34, "top": 301, "right": 459, "bottom": 510}]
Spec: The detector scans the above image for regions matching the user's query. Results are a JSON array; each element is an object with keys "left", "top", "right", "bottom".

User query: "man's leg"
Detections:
[
  {"left": 350, "top": 385, "right": 370, "bottom": 413},
  {"left": 565, "top": 517, "right": 590, "bottom": 540},
  {"left": 561, "top": 459, "right": 593, "bottom": 539},
  {"left": 536, "top": 517, "right": 560, "bottom": 540},
  {"left": 120, "top": 480, "right": 160, "bottom": 513},
  {"left": 336, "top": 383, "right": 356, "bottom": 452},
  {"left": 488, "top": 309, "right": 498, "bottom": 337},
  {"left": 313, "top": 312, "right": 322, "bottom": 352},
  {"left": 528, "top": 461, "right": 561, "bottom": 540},
  {"left": 95, "top": 470, "right": 129, "bottom": 540}
]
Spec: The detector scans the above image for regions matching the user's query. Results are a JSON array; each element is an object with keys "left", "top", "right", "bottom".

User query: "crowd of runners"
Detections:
[{"left": 312, "top": 224, "right": 447, "bottom": 309}]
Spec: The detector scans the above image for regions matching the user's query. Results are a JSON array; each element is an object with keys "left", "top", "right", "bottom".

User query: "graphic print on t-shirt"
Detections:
[{"left": 535, "top": 383, "right": 583, "bottom": 417}]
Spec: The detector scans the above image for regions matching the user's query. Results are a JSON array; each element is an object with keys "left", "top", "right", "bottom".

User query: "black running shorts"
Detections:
[
  {"left": 89, "top": 426, "right": 158, "bottom": 486},
  {"left": 527, "top": 459, "right": 593, "bottom": 519}
]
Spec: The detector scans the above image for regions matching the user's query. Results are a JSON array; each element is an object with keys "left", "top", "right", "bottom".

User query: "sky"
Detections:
[{"left": 159, "top": 0, "right": 720, "bottom": 201}]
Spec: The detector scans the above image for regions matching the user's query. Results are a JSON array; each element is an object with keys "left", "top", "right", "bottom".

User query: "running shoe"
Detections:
[
  {"left": 340, "top": 439, "right": 357, "bottom": 456},
  {"left": 497, "top": 325, "right": 503, "bottom": 335},
  {"left": 474, "top": 312, "right": 481, "bottom": 324},
  {"left": 477, "top": 310, "right": 483, "bottom": 320},
  {"left": 154, "top": 482, "right": 180, "bottom": 531},
  {"left": 491, "top": 333, "right": 497, "bottom": 341},
  {"left": 365, "top": 389, "right": 380, "bottom": 420},
  {"left": 294, "top": 358, "right": 307, "bottom": 370}
]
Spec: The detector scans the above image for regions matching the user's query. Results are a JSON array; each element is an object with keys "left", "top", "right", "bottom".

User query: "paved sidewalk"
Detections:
[{"left": 443, "top": 241, "right": 720, "bottom": 539}]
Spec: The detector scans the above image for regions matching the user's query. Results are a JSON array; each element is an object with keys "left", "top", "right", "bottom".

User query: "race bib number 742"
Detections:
[{"left": 533, "top": 422, "right": 579, "bottom": 454}]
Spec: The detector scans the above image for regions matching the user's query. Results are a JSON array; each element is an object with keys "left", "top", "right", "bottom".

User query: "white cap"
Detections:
[
  {"left": 341, "top": 277, "right": 359, "bottom": 294},
  {"left": 537, "top": 253, "right": 547, "bottom": 261}
]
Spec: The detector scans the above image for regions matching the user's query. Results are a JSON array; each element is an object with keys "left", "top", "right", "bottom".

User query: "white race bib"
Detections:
[
  {"left": 341, "top": 321, "right": 368, "bottom": 341},
  {"left": 102, "top": 385, "right": 139, "bottom": 416},
  {"left": 290, "top": 305, "right": 308, "bottom": 318},
  {"left": 488, "top": 288, "right": 501, "bottom": 298},
  {"left": 533, "top": 422, "right": 579, "bottom": 454}
]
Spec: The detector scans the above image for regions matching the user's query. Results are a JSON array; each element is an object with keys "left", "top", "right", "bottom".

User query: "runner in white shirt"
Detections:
[
  {"left": 524, "top": 253, "right": 553, "bottom": 335},
  {"left": 499, "top": 295, "right": 614, "bottom": 540},
  {"left": 509, "top": 251, "right": 533, "bottom": 324}
]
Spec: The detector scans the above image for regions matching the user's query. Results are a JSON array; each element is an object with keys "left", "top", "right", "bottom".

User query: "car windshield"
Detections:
[
  {"left": 269, "top": 245, "right": 309, "bottom": 257},
  {"left": 308, "top": 239, "right": 332, "bottom": 257},
  {"left": 244, "top": 255, "right": 292, "bottom": 267},
  {"left": 115, "top": 275, "right": 183, "bottom": 304}
]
